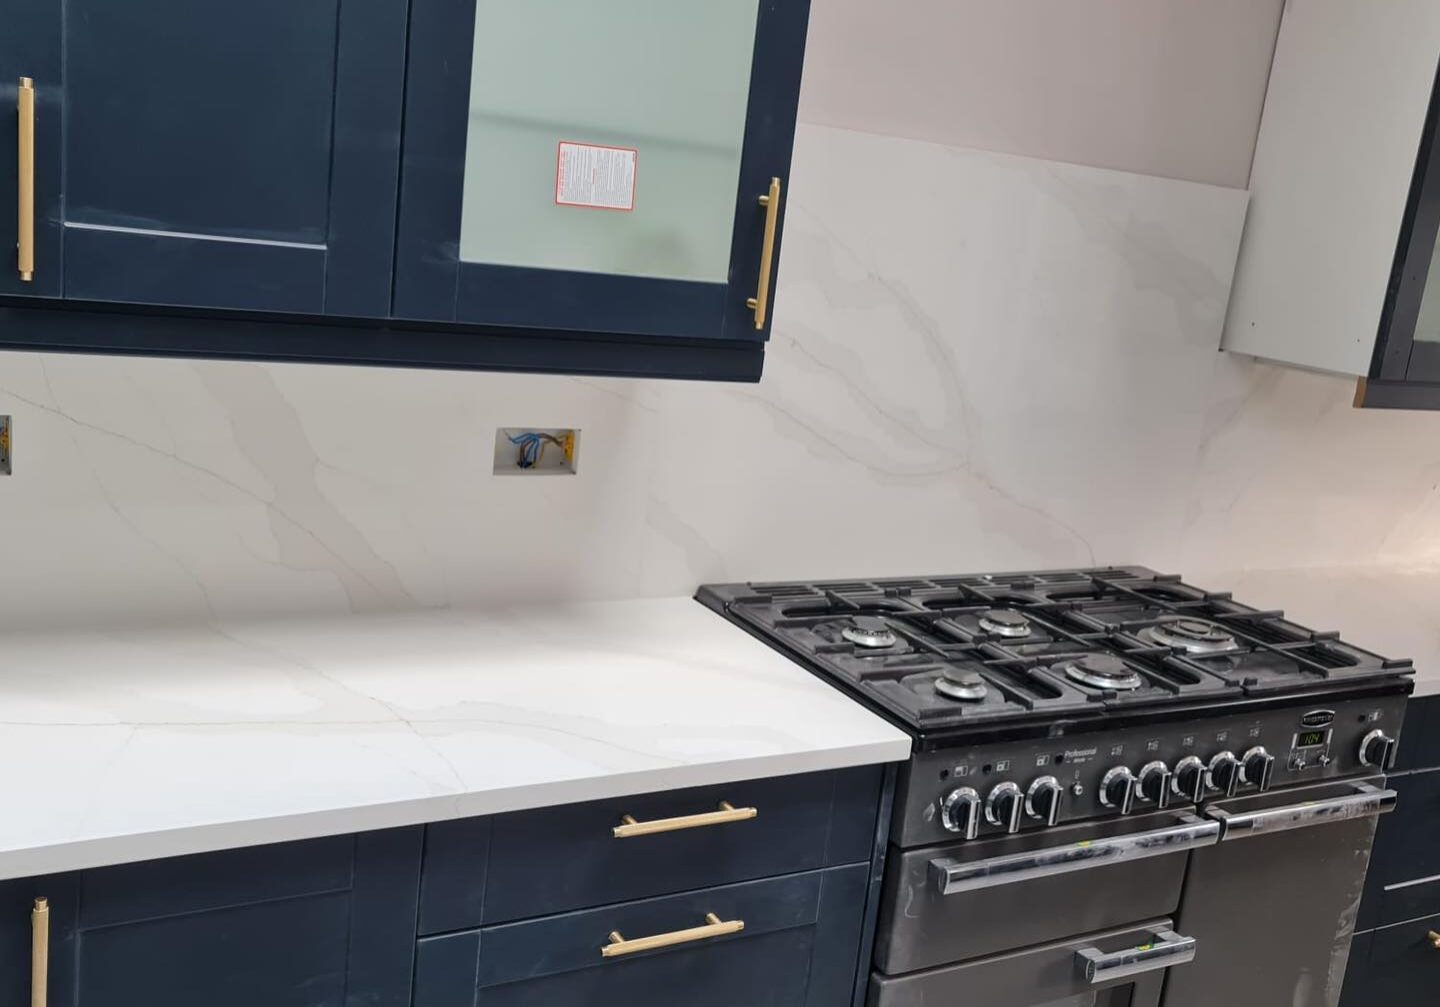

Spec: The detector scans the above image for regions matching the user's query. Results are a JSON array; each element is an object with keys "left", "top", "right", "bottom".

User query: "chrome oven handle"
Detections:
[
  {"left": 1075, "top": 927, "right": 1196, "bottom": 984},
  {"left": 1206, "top": 782, "right": 1397, "bottom": 840},
  {"left": 928, "top": 813, "right": 1220, "bottom": 896}
]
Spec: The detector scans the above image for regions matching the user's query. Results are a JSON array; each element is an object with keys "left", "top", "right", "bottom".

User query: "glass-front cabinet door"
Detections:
[
  {"left": 1363, "top": 60, "right": 1440, "bottom": 405},
  {"left": 394, "top": 0, "right": 811, "bottom": 342}
]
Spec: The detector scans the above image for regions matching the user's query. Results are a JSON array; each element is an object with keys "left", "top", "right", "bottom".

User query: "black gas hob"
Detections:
[{"left": 697, "top": 566, "right": 1414, "bottom": 740}]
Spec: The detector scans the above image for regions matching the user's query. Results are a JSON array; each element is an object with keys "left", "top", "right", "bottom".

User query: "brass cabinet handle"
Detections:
[
  {"left": 31, "top": 897, "right": 48, "bottom": 1007},
  {"left": 612, "top": 800, "right": 757, "bottom": 838},
  {"left": 16, "top": 77, "right": 36, "bottom": 282},
  {"left": 601, "top": 912, "right": 743, "bottom": 958},
  {"left": 745, "top": 176, "right": 782, "bottom": 330},
  {"left": 1428, "top": 929, "right": 1440, "bottom": 950}
]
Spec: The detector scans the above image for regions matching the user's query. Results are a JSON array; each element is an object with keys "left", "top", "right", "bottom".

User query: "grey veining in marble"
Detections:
[
  {"left": 1, "top": 123, "right": 1437, "bottom": 631},
  {"left": 0, "top": 598, "right": 908, "bottom": 878}
]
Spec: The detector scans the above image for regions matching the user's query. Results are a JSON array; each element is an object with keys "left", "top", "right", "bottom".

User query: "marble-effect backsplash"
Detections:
[{"left": 2, "top": 123, "right": 1438, "bottom": 631}]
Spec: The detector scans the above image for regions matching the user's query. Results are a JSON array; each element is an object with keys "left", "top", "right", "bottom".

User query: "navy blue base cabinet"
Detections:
[
  {"left": 0, "top": 766, "right": 886, "bottom": 1007},
  {"left": 1341, "top": 693, "right": 1440, "bottom": 1006},
  {"left": 8, "top": 830, "right": 425, "bottom": 1007},
  {"left": 0, "top": 0, "right": 814, "bottom": 381},
  {"left": 416, "top": 867, "right": 869, "bottom": 1007}
]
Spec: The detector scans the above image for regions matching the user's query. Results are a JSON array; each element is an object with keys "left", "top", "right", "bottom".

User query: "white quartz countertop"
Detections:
[
  {"left": 0, "top": 599, "right": 909, "bottom": 880},
  {"left": 1200, "top": 565, "right": 1440, "bottom": 699}
]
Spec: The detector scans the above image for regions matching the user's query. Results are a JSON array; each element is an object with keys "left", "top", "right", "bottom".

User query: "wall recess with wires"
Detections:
[{"left": 494, "top": 428, "right": 579, "bottom": 475}]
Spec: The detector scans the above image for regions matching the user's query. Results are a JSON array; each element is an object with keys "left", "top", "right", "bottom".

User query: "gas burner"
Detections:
[
  {"left": 699, "top": 566, "right": 1412, "bottom": 735},
  {"left": 978, "top": 608, "right": 1032, "bottom": 638},
  {"left": 934, "top": 667, "right": 988, "bottom": 702},
  {"left": 1141, "top": 618, "right": 1240, "bottom": 655},
  {"left": 1058, "top": 654, "right": 1144, "bottom": 691},
  {"left": 840, "top": 615, "right": 898, "bottom": 649}
]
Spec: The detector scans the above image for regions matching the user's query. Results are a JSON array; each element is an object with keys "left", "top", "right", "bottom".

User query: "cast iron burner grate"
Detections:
[{"left": 697, "top": 566, "right": 1414, "bottom": 737}]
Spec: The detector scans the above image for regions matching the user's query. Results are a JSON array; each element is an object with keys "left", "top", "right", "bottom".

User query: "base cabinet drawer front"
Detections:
[
  {"left": 874, "top": 810, "right": 1188, "bottom": 975},
  {"left": 415, "top": 865, "right": 870, "bottom": 1007},
  {"left": 1341, "top": 914, "right": 1440, "bottom": 1007},
  {"left": 1359, "top": 769, "right": 1440, "bottom": 929},
  {"left": 41, "top": 829, "right": 422, "bottom": 1007},
  {"left": 868, "top": 919, "right": 1180, "bottom": 1007},
  {"left": 419, "top": 766, "right": 881, "bottom": 932}
]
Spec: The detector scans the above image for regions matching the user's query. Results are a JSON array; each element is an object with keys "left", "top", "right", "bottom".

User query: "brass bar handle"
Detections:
[
  {"left": 612, "top": 800, "right": 757, "bottom": 839},
  {"left": 17, "top": 77, "right": 35, "bottom": 282},
  {"left": 31, "top": 897, "right": 48, "bottom": 1007},
  {"left": 745, "top": 176, "right": 782, "bottom": 330},
  {"left": 601, "top": 912, "right": 743, "bottom": 959}
]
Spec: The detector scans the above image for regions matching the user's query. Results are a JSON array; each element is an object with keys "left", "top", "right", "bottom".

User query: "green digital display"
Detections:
[{"left": 1297, "top": 730, "right": 1327, "bottom": 748}]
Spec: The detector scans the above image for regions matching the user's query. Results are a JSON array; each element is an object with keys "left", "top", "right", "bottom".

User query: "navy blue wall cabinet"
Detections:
[
  {"left": 0, "top": 300, "right": 767, "bottom": 380},
  {"left": 394, "top": 0, "right": 811, "bottom": 345},
  {"left": 1, "top": 0, "right": 408, "bottom": 317},
  {"left": 0, "top": 0, "right": 810, "bottom": 381}
]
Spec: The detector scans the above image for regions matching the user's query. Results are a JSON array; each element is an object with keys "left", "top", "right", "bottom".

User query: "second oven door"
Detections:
[
  {"left": 869, "top": 917, "right": 1187, "bottom": 1007},
  {"left": 1163, "top": 775, "right": 1395, "bottom": 1007},
  {"left": 875, "top": 809, "right": 1218, "bottom": 975}
]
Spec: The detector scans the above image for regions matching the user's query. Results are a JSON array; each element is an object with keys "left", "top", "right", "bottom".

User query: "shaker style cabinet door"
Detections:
[
  {"left": 42, "top": 831, "right": 420, "bottom": 1007},
  {"left": 0, "top": 0, "right": 407, "bottom": 316},
  {"left": 394, "top": 0, "right": 812, "bottom": 342}
]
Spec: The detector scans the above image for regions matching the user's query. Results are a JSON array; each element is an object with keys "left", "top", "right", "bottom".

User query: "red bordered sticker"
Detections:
[{"left": 555, "top": 141, "right": 638, "bottom": 211}]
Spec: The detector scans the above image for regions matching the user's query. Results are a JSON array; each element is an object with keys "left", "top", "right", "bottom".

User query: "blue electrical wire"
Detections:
[{"left": 506, "top": 431, "right": 563, "bottom": 469}]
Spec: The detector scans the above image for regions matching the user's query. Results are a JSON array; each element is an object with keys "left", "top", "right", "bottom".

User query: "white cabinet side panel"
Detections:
[{"left": 1222, "top": 0, "right": 1440, "bottom": 376}]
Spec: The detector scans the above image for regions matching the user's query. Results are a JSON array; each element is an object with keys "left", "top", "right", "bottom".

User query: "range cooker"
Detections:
[{"left": 699, "top": 566, "right": 1413, "bottom": 1007}]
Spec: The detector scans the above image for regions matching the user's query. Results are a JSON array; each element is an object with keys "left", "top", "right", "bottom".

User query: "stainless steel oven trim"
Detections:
[
  {"left": 928, "top": 812, "right": 1220, "bottom": 896},
  {"left": 1075, "top": 926, "right": 1197, "bottom": 984},
  {"left": 1205, "top": 781, "right": 1397, "bottom": 841}
]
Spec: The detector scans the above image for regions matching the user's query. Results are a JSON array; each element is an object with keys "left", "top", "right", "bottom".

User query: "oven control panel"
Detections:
[{"left": 894, "top": 691, "right": 1407, "bottom": 848}]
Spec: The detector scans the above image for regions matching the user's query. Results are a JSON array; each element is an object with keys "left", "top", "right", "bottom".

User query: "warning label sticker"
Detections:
[{"left": 555, "top": 141, "right": 638, "bottom": 211}]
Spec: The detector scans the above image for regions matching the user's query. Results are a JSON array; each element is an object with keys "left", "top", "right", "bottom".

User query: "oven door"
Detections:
[
  {"left": 870, "top": 917, "right": 1191, "bottom": 1007},
  {"left": 875, "top": 809, "right": 1219, "bottom": 974},
  {"left": 1163, "top": 775, "right": 1396, "bottom": 1007}
]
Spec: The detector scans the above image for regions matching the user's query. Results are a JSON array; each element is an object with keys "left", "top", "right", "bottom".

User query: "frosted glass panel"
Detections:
[
  {"left": 1413, "top": 236, "right": 1440, "bottom": 341},
  {"left": 458, "top": 0, "right": 760, "bottom": 283}
]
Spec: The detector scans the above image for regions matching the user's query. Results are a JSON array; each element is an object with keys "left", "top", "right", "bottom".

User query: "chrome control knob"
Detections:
[
  {"left": 1138, "top": 761, "right": 1172, "bottom": 809},
  {"left": 1206, "top": 751, "right": 1242, "bottom": 797},
  {"left": 1242, "top": 746, "right": 1275, "bottom": 791},
  {"left": 1359, "top": 730, "right": 1397, "bottom": 770},
  {"left": 1025, "top": 776, "right": 1063, "bottom": 826},
  {"left": 1099, "top": 766, "right": 1137, "bottom": 814},
  {"left": 1172, "top": 756, "right": 1207, "bottom": 804},
  {"left": 985, "top": 782, "right": 1024, "bottom": 834},
  {"left": 940, "top": 787, "right": 981, "bottom": 839}
]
